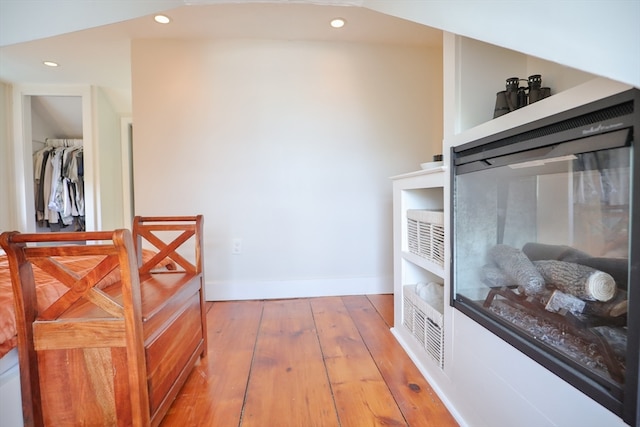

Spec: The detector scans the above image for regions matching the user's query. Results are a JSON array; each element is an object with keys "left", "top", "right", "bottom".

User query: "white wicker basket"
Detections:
[
  {"left": 407, "top": 209, "right": 444, "bottom": 267},
  {"left": 402, "top": 284, "right": 444, "bottom": 368}
]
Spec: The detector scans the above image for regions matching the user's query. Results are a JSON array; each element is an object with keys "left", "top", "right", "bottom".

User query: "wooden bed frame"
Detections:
[{"left": 0, "top": 215, "right": 206, "bottom": 427}]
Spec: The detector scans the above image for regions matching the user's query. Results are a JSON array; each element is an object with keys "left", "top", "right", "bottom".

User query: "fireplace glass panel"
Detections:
[{"left": 454, "top": 145, "right": 630, "bottom": 388}]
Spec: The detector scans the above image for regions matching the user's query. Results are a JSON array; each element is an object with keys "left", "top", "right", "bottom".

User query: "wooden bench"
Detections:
[{"left": 0, "top": 215, "right": 207, "bottom": 427}]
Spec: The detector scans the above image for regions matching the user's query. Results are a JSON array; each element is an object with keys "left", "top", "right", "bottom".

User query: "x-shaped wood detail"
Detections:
[
  {"left": 137, "top": 228, "right": 197, "bottom": 275},
  {"left": 30, "top": 254, "right": 125, "bottom": 321}
]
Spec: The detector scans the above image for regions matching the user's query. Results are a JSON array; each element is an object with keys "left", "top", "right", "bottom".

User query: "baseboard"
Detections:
[{"left": 205, "top": 275, "right": 393, "bottom": 301}]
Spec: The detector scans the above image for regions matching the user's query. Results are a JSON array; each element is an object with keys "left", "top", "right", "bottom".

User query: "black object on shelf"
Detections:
[{"left": 493, "top": 74, "right": 551, "bottom": 118}]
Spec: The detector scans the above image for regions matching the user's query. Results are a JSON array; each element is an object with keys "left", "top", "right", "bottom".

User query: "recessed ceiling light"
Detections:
[
  {"left": 43, "top": 61, "right": 59, "bottom": 67},
  {"left": 330, "top": 18, "right": 346, "bottom": 29},
  {"left": 154, "top": 15, "right": 171, "bottom": 24}
]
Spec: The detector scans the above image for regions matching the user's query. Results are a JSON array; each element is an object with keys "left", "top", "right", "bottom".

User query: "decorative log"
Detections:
[
  {"left": 544, "top": 288, "right": 627, "bottom": 319},
  {"left": 522, "top": 242, "right": 628, "bottom": 289},
  {"left": 522, "top": 242, "right": 590, "bottom": 262},
  {"left": 533, "top": 260, "right": 616, "bottom": 302},
  {"left": 583, "top": 290, "right": 628, "bottom": 318},
  {"left": 544, "top": 289, "right": 586, "bottom": 314},
  {"left": 488, "top": 244, "right": 545, "bottom": 296},
  {"left": 574, "top": 257, "right": 628, "bottom": 289},
  {"left": 480, "top": 265, "right": 513, "bottom": 288}
]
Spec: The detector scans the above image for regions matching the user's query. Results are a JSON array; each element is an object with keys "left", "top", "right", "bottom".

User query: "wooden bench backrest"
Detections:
[
  {"left": 0, "top": 229, "right": 151, "bottom": 427},
  {"left": 133, "top": 215, "right": 204, "bottom": 276}
]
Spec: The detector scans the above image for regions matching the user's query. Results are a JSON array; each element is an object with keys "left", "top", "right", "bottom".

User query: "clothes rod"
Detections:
[{"left": 44, "top": 138, "right": 83, "bottom": 148}]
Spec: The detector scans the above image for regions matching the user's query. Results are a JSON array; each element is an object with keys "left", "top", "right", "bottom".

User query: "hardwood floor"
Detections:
[{"left": 161, "top": 294, "right": 458, "bottom": 427}]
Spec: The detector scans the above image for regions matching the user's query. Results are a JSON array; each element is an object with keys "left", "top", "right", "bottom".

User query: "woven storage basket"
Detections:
[
  {"left": 407, "top": 210, "right": 444, "bottom": 267},
  {"left": 402, "top": 284, "right": 444, "bottom": 368}
]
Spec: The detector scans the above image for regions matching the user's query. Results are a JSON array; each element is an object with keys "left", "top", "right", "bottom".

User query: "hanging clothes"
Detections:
[{"left": 33, "top": 139, "right": 85, "bottom": 231}]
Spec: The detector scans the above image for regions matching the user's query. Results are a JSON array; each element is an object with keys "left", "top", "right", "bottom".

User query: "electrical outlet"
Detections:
[{"left": 232, "top": 238, "right": 242, "bottom": 254}]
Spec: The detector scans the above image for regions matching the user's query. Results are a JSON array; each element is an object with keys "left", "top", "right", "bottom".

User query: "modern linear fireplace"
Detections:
[{"left": 451, "top": 88, "right": 639, "bottom": 424}]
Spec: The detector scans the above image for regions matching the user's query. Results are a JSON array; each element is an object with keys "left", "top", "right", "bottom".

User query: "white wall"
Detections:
[
  {"left": 132, "top": 38, "right": 442, "bottom": 300},
  {"left": 455, "top": 37, "right": 597, "bottom": 133},
  {"left": 94, "top": 87, "right": 124, "bottom": 231},
  {"left": 0, "top": 83, "right": 11, "bottom": 231}
]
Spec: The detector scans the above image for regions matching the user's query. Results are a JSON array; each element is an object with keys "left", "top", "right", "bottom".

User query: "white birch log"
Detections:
[
  {"left": 533, "top": 260, "right": 616, "bottom": 302},
  {"left": 488, "top": 244, "right": 545, "bottom": 296}
]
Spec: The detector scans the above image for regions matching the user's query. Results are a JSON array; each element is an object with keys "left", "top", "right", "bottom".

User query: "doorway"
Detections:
[
  {"left": 12, "top": 85, "right": 131, "bottom": 233},
  {"left": 12, "top": 85, "right": 96, "bottom": 233},
  {"left": 30, "top": 95, "right": 85, "bottom": 233}
]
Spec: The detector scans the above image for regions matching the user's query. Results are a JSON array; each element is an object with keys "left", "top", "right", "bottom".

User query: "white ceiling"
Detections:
[{"left": 0, "top": 2, "right": 442, "bottom": 114}]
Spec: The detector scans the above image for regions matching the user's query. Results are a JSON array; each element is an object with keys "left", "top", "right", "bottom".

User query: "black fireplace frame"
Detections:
[{"left": 450, "top": 88, "right": 640, "bottom": 425}]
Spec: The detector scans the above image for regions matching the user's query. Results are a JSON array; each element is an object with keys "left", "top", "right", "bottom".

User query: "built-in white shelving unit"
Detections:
[
  {"left": 389, "top": 32, "right": 633, "bottom": 427},
  {"left": 391, "top": 167, "right": 448, "bottom": 370}
]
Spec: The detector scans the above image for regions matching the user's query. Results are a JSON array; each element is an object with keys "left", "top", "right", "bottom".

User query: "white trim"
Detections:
[
  {"left": 10, "top": 90, "right": 32, "bottom": 232},
  {"left": 11, "top": 84, "right": 97, "bottom": 232},
  {"left": 120, "top": 116, "right": 133, "bottom": 229},
  {"left": 205, "top": 276, "right": 393, "bottom": 301},
  {"left": 88, "top": 86, "right": 100, "bottom": 231}
]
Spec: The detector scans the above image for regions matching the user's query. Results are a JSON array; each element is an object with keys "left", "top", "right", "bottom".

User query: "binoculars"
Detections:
[{"left": 494, "top": 74, "right": 551, "bottom": 118}]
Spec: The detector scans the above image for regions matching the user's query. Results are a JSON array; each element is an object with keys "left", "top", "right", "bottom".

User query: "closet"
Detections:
[
  {"left": 12, "top": 85, "right": 128, "bottom": 234},
  {"left": 30, "top": 95, "right": 85, "bottom": 233}
]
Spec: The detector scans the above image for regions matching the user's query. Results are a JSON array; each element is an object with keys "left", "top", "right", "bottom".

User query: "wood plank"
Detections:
[
  {"left": 38, "top": 347, "right": 121, "bottom": 425},
  {"left": 159, "top": 297, "right": 458, "bottom": 427},
  {"left": 33, "top": 319, "right": 126, "bottom": 350},
  {"left": 311, "top": 296, "right": 407, "bottom": 427},
  {"left": 342, "top": 295, "right": 458, "bottom": 427},
  {"left": 160, "top": 300, "right": 264, "bottom": 426},
  {"left": 367, "top": 293, "right": 394, "bottom": 327},
  {"left": 241, "top": 299, "right": 339, "bottom": 427}
]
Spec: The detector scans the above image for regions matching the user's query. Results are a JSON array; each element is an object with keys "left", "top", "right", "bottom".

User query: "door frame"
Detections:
[
  {"left": 11, "top": 84, "right": 98, "bottom": 232},
  {"left": 120, "top": 116, "right": 134, "bottom": 229}
]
